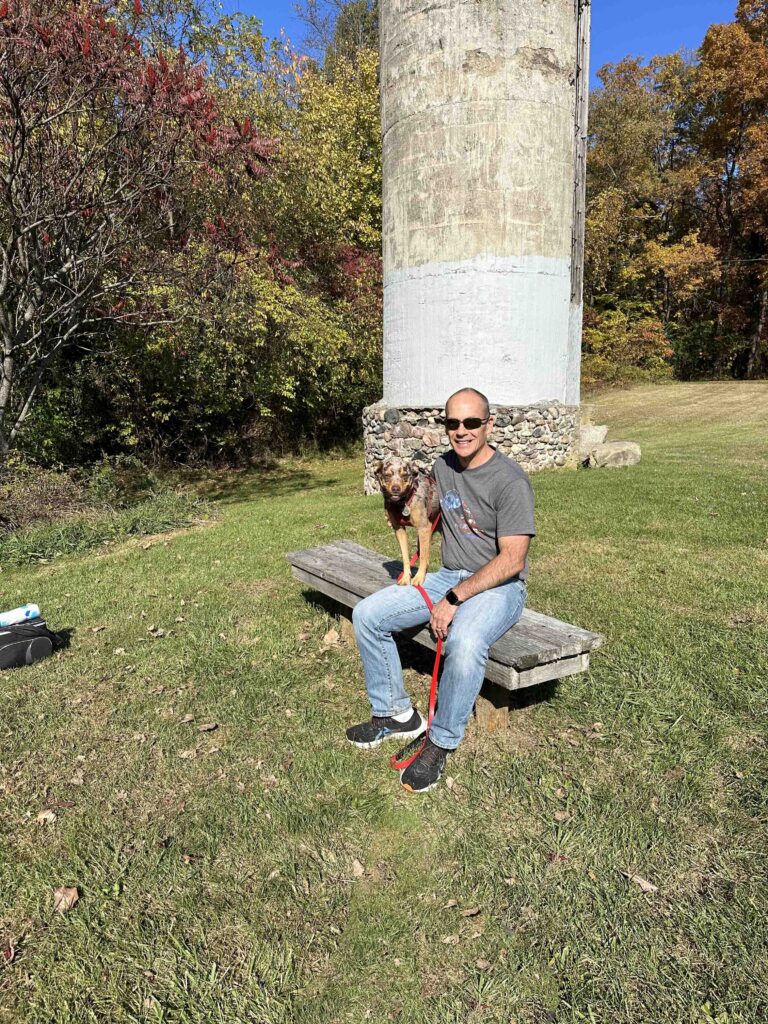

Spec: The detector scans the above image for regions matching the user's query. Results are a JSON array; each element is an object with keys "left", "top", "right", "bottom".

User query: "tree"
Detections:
[{"left": 0, "top": 0, "right": 271, "bottom": 461}]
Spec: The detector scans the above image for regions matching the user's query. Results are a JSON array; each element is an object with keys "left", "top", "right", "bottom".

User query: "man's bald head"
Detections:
[{"left": 445, "top": 388, "right": 491, "bottom": 419}]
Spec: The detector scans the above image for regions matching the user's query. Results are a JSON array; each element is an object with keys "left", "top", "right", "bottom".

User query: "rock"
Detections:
[
  {"left": 422, "top": 430, "right": 440, "bottom": 448},
  {"left": 588, "top": 441, "right": 641, "bottom": 468},
  {"left": 578, "top": 424, "right": 608, "bottom": 459},
  {"left": 384, "top": 408, "right": 400, "bottom": 424}
]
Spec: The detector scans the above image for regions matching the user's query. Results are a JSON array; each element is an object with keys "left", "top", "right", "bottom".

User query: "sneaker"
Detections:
[
  {"left": 400, "top": 737, "right": 449, "bottom": 793},
  {"left": 346, "top": 709, "right": 425, "bottom": 750}
]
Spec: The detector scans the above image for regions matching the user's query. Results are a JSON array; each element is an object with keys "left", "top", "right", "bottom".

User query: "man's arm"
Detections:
[{"left": 429, "top": 534, "right": 530, "bottom": 638}]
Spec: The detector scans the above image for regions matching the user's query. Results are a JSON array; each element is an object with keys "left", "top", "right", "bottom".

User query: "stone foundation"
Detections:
[{"left": 363, "top": 402, "right": 580, "bottom": 494}]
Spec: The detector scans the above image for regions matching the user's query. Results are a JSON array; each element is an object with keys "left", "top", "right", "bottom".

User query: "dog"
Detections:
[{"left": 373, "top": 457, "right": 440, "bottom": 587}]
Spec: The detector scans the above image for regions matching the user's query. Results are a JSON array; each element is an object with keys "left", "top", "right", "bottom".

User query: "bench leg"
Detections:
[{"left": 474, "top": 681, "right": 510, "bottom": 734}]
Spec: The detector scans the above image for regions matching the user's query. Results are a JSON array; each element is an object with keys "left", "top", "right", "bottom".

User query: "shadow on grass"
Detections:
[{"left": 186, "top": 465, "right": 341, "bottom": 505}]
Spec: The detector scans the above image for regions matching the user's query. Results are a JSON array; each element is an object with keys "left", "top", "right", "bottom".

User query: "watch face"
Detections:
[{"left": 447, "top": 589, "right": 459, "bottom": 606}]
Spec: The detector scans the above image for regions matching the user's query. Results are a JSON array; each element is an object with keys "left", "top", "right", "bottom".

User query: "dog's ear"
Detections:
[{"left": 372, "top": 460, "right": 384, "bottom": 479}]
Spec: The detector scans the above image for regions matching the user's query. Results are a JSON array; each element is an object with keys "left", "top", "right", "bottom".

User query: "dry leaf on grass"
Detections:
[
  {"left": 352, "top": 859, "right": 365, "bottom": 878},
  {"left": 475, "top": 958, "right": 491, "bottom": 970},
  {"left": 180, "top": 714, "right": 194, "bottom": 724},
  {"left": 2, "top": 942, "right": 15, "bottom": 964},
  {"left": 442, "top": 898, "right": 458, "bottom": 910},
  {"left": 36, "top": 809, "right": 57, "bottom": 826},
  {"left": 178, "top": 749, "right": 198, "bottom": 760},
  {"left": 53, "top": 886, "right": 79, "bottom": 913},
  {"left": 553, "top": 810, "right": 572, "bottom": 823},
  {"left": 198, "top": 722, "right": 218, "bottom": 732},
  {"left": 554, "top": 786, "right": 567, "bottom": 799},
  {"left": 113, "top": 647, "right": 126, "bottom": 656},
  {"left": 622, "top": 871, "right": 658, "bottom": 894},
  {"left": 322, "top": 629, "right": 340, "bottom": 648},
  {"left": 460, "top": 906, "right": 481, "bottom": 918},
  {"left": 91, "top": 625, "right": 106, "bottom": 634},
  {"left": 441, "top": 934, "right": 460, "bottom": 945}
]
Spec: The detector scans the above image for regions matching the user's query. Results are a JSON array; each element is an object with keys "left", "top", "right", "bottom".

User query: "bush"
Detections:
[
  {"left": 0, "top": 492, "right": 211, "bottom": 566},
  {"left": 0, "top": 461, "right": 90, "bottom": 533}
]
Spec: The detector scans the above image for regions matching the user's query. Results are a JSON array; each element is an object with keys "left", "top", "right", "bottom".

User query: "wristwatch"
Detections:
[{"left": 445, "top": 589, "right": 463, "bottom": 607}]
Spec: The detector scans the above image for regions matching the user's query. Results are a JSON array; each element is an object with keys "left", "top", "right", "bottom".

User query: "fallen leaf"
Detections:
[
  {"left": 442, "top": 898, "right": 458, "bottom": 910},
  {"left": 285, "top": 709, "right": 295, "bottom": 718},
  {"left": 70, "top": 769, "right": 84, "bottom": 786},
  {"left": 182, "top": 853, "right": 202, "bottom": 865},
  {"left": 553, "top": 810, "right": 572, "bottom": 823},
  {"left": 53, "top": 886, "right": 79, "bottom": 913},
  {"left": 267, "top": 869, "right": 280, "bottom": 880},
  {"left": 445, "top": 776, "right": 455, "bottom": 790},
  {"left": 622, "top": 871, "right": 658, "bottom": 894},
  {"left": 352, "top": 859, "right": 365, "bottom": 878},
  {"left": 36, "top": 809, "right": 57, "bottom": 826},
  {"left": 178, "top": 749, "right": 198, "bottom": 760},
  {"left": 198, "top": 722, "right": 218, "bottom": 732},
  {"left": 554, "top": 786, "right": 567, "bottom": 799},
  {"left": 475, "top": 958, "right": 491, "bottom": 970},
  {"left": 91, "top": 625, "right": 106, "bottom": 634},
  {"left": 297, "top": 632, "right": 310, "bottom": 642},
  {"left": 322, "top": 628, "right": 340, "bottom": 648},
  {"left": 461, "top": 906, "right": 481, "bottom": 917},
  {"left": 441, "top": 934, "right": 460, "bottom": 945},
  {"left": 180, "top": 714, "right": 194, "bottom": 724},
  {"left": 113, "top": 647, "right": 126, "bottom": 656},
  {"left": 175, "top": 616, "right": 185, "bottom": 623},
  {"left": 2, "top": 942, "right": 15, "bottom": 964}
]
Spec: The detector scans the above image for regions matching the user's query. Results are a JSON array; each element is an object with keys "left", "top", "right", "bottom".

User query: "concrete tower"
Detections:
[{"left": 364, "top": 0, "right": 591, "bottom": 491}]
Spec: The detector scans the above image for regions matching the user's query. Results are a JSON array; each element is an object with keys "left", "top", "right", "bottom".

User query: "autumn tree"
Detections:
[{"left": 0, "top": 0, "right": 270, "bottom": 461}]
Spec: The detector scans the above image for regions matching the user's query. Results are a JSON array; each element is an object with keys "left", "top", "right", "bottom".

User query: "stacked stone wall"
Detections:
[{"left": 363, "top": 403, "right": 579, "bottom": 494}]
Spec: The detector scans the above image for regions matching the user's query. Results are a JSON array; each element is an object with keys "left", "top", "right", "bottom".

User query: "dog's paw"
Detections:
[
  {"left": 397, "top": 575, "right": 412, "bottom": 586},
  {"left": 412, "top": 572, "right": 427, "bottom": 587}
]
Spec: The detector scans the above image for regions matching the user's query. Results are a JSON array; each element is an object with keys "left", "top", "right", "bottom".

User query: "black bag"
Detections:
[{"left": 0, "top": 618, "right": 58, "bottom": 670}]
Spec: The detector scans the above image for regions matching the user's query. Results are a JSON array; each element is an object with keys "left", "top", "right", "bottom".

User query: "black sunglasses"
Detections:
[{"left": 443, "top": 416, "right": 491, "bottom": 431}]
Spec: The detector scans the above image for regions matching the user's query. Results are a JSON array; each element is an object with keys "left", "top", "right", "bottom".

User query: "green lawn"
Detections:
[{"left": 1, "top": 381, "right": 767, "bottom": 1024}]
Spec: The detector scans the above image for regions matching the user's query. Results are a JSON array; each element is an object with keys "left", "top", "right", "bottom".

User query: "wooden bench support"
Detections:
[
  {"left": 475, "top": 681, "right": 512, "bottom": 733},
  {"left": 287, "top": 541, "right": 603, "bottom": 732}
]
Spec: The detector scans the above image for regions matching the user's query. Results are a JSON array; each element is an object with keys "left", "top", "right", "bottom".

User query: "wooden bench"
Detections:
[{"left": 287, "top": 540, "right": 603, "bottom": 731}]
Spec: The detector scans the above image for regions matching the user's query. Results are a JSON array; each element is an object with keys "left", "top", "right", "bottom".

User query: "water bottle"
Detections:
[{"left": 0, "top": 603, "right": 41, "bottom": 628}]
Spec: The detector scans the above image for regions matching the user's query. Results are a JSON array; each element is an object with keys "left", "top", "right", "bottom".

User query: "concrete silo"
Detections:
[{"left": 364, "top": 0, "right": 591, "bottom": 491}]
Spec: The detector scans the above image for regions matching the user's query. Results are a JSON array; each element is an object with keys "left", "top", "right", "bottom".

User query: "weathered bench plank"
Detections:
[{"left": 287, "top": 541, "right": 603, "bottom": 693}]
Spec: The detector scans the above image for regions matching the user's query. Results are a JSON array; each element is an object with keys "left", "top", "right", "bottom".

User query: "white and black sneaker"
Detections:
[{"left": 346, "top": 710, "right": 425, "bottom": 750}]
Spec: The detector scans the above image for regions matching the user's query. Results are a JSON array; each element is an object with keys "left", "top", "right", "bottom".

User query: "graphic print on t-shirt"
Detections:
[{"left": 441, "top": 489, "right": 481, "bottom": 538}]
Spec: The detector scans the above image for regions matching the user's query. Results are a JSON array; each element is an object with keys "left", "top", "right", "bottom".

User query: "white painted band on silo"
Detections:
[{"left": 383, "top": 253, "right": 571, "bottom": 407}]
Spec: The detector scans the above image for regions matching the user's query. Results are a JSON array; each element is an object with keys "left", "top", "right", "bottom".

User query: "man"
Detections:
[{"left": 347, "top": 387, "right": 536, "bottom": 793}]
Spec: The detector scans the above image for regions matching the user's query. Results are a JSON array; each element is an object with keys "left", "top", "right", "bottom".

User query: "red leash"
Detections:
[{"left": 390, "top": 513, "right": 442, "bottom": 772}]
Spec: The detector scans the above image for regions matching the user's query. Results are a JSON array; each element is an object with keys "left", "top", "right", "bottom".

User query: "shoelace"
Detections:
[{"left": 416, "top": 740, "right": 445, "bottom": 768}]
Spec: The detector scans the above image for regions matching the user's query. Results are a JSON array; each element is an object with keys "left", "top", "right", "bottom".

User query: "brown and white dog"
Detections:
[{"left": 373, "top": 457, "right": 440, "bottom": 587}]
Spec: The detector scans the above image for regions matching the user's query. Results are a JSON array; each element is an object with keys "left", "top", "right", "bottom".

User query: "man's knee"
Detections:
[
  {"left": 352, "top": 594, "right": 379, "bottom": 635},
  {"left": 444, "top": 630, "right": 487, "bottom": 670}
]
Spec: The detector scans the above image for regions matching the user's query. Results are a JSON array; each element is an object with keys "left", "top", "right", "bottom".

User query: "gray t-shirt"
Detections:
[{"left": 433, "top": 449, "right": 536, "bottom": 580}]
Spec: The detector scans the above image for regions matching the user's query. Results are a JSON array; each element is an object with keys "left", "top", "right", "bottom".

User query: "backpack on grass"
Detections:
[{"left": 0, "top": 618, "right": 58, "bottom": 670}]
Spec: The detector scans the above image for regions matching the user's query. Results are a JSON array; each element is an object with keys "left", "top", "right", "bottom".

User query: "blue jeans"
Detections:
[{"left": 351, "top": 568, "right": 527, "bottom": 750}]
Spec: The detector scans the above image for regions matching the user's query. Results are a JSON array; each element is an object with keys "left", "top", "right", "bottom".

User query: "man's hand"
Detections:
[{"left": 430, "top": 598, "right": 456, "bottom": 640}]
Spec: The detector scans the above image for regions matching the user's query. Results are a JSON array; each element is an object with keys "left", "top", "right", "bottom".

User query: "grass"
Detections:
[
  {"left": 1, "top": 381, "right": 767, "bottom": 1024},
  {"left": 0, "top": 492, "right": 211, "bottom": 567}
]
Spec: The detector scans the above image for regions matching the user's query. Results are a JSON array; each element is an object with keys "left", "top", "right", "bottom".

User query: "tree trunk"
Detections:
[{"left": 746, "top": 287, "right": 767, "bottom": 379}]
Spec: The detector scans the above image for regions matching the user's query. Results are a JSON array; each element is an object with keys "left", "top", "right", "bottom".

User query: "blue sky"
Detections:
[{"left": 221, "top": 0, "right": 738, "bottom": 86}]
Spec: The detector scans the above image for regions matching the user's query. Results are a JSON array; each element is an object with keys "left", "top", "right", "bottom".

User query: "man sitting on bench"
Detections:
[{"left": 347, "top": 387, "right": 536, "bottom": 793}]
